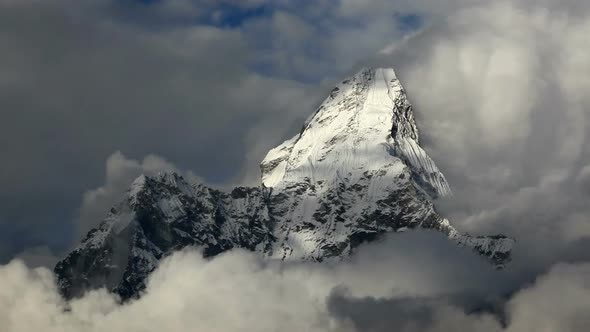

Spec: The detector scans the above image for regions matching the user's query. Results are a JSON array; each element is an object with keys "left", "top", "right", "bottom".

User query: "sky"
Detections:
[{"left": 1, "top": 0, "right": 590, "bottom": 331}]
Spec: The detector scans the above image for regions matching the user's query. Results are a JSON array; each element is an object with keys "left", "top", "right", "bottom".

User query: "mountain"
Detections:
[{"left": 54, "top": 67, "right": 514, "bottom": 300}]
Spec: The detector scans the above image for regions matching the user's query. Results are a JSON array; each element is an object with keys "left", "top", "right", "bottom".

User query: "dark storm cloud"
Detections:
[
  {"left": 0, "top": 0, "right": 321, "bottom": 260},
  {"left": 328, "top": 292, "right": 438, "bottom": 332},
  {"left": 327, "top": 291, "right": 509, "bottom": 332}
]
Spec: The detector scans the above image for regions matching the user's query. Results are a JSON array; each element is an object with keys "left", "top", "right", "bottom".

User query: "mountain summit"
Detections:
[{"left": 54, "top": 67, "right": 514, "bottom": 300}]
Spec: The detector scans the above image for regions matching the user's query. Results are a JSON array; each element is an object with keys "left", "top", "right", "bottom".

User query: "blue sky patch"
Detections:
[
  {"left": 129, "top": 0, "right": 272, "bottom": 28},
  {"left": 206, "top": 4, "right": 272, "bottom": 28},
  {"left": 396, "top": 13, "right": 423, "bottom": 32}
]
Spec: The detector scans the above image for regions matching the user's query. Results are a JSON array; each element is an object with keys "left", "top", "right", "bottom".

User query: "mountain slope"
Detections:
[{"left": 55, "top": 67, "right": 513, "bottom": 300}]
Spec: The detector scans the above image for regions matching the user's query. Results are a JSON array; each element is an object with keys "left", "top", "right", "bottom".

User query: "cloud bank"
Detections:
[{"left": 2, "top": 233, "right": 590, "bottom": 332}]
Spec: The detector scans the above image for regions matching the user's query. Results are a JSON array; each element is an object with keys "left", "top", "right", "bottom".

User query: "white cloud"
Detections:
[
  {"left": 371, "top": 2, "right": 590, "bottom": 272},
  {"left": 1, "top": 233, "right": 590, "bottom": 332},
  {"left": 506, "top": 263, "right": 590, "bottom": 332},
  {"left": 0, "top": 232, "right": 504, "bottom": 332}
]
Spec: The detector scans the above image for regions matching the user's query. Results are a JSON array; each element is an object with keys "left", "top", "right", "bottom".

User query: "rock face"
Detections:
[{"left": 54, "top": 67, "right": 514, "bottom": 300}]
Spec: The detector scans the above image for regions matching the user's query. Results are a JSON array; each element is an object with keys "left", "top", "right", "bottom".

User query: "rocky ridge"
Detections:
[{"left": 54, "top": 67, "right": 514, "bottom": 300}]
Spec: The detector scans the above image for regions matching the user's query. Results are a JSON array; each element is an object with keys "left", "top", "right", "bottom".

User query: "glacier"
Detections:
[{"left": 54, "top": 67, "right": 514, "bottom": 300}]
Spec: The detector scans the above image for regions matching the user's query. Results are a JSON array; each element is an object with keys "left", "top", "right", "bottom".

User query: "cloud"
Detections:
[
  {"left": 0, "top": 233, "right": 486, "bottom": 331},
  {"left": 1, "top": 233, "right": 590, "bottom": 332},
  {"left": 328, "top": 261, "right": 590, "bottom": 332},
  {"left": 13, "top": 246, "right": 60, "bottom": 269},
  {"left": 0, "top": 0, "right": 319, "bottom": 260},
  {"left": 364, "top": 1, "right": 590, "bottom": 276},
  {"left": 327, "top": 294, "right": 505, "bottom": 332},
  {"left": 0, "top": 0, "right": 509, "bottom": 261}
]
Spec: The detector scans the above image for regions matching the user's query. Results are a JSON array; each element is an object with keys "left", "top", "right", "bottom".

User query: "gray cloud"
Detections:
[
  {"left": 0, "top": 0, "right": 320, "bottom": 260},
  {"left": 13, "top": 246, "right": 60, "bottom": 269},
  {"left": 0, "top": 0, "right": 432, "bottom": 260},
  {"left": 364, "top": 1, "right": 590, "bottom": 277}
]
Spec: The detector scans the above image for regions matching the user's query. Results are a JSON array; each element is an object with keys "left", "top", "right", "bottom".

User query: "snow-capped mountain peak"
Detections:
[
  {"left": 261, "top": 67, "right": 450, "bottom": 198},
  {"left": 54, "top": 67, "right": 513, "bottom": 300}
]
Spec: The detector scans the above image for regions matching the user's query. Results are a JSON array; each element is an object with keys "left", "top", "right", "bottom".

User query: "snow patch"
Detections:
[{"left": 396, "top": 137, "right": 452, "bottom": 198}]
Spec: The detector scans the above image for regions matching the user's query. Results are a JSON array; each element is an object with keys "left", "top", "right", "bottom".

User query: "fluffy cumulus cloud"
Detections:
[
  {"left": 1, "top": 234, "right": 590, "bottom": 332},
  {"left": 375, "top": 1, "right": 590, "bottom": 276},
  {"left": 2, "top": 0, "right": 590, "bottom": 331}
]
